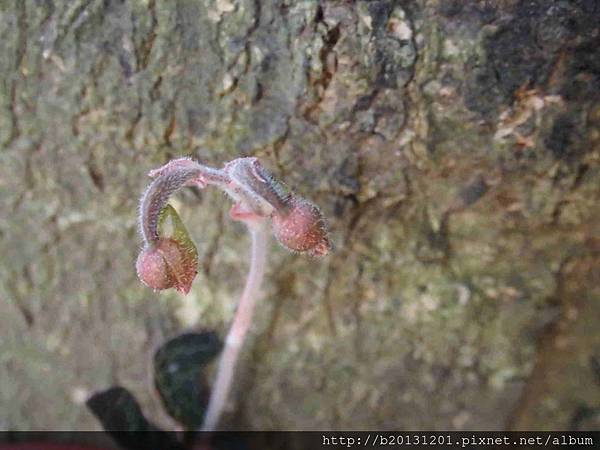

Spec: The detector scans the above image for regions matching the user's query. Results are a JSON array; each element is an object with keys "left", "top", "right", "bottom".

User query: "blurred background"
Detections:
[{"left": 1, "top": 0, "right": 599, "bottom": 431}]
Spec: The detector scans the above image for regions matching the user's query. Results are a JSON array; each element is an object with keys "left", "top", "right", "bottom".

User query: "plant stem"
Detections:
[
  {"left": 201, "top": 223, "right": 268, "bottom": 432},
  {"left": 139, "top": 168, "right": 204, "bottom": 245}
]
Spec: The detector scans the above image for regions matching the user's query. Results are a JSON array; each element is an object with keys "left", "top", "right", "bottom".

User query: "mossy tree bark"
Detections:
[{"left": 1, "top": 0, "right": 599, "bottom": 430}]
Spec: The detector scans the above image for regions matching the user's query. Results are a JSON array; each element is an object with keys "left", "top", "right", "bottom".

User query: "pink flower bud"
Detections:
[
  {"left": 136, "top": 238, "right": 197, "bottom": 294},
  {"left": 272, "top": 197, "right": 331, "bottom": 257}
]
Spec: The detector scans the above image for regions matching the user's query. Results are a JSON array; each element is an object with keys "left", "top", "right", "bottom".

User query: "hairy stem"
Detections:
[
  {"left": 139, "top": 168, "right": 203, "bottom": 244},
  {"left": 201, "top": 223, "right": 269, "bottom": 431},
  {"left": 140, "top": 159, "right": 231, "bottom": 246}
]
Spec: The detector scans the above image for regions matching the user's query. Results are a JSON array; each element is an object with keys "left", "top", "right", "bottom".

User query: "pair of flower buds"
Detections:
[{"left": 136, "top": 157, "right": 331, "bottom": 294}]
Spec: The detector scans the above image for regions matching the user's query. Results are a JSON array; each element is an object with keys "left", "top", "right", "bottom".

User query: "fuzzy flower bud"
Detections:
[
  {"left": 272, "top": 197, "right": 331, "bottom": 257},
  {"left": 136, "top": 238, "right": 197, "bottom": 294},
  {"left": 137, "top": 203, "right": 198, "bottom": 295}
]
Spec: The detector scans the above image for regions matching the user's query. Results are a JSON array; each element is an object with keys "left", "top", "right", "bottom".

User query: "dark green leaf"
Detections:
[
  {"left": 86, "top": 386, "right": 184, "bottom": 450},
  {"left": 153, "top": 331, "right": 223, "bottom": 429}
]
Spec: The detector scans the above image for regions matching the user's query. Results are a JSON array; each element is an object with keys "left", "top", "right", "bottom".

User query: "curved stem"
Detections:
[
  {"left": 140, "top": 159, "right": 231, "bottom": 245},
  {"left": 201, "top": 223, "right": 269, "bottom": 432},
  {"left": 139, "top": 168, "right": 203, "bottom": 244}
]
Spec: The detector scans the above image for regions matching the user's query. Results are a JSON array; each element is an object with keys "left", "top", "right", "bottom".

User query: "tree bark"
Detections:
[{"left": 1, "top": 0, "right": 599, "bottom": 431}]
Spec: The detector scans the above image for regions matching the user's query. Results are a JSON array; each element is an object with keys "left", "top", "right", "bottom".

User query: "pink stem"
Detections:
[{"left": 201, "top": 223, "right": 268, "bottom": 432}]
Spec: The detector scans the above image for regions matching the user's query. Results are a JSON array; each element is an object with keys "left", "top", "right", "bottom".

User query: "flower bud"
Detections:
[
  {"left": 136, "top": 238, "right": 197, "bottom": 294},
  {"left": 272, "top": 197, "right": 331, "bottom": 257},
  {"left": 136, "top": 243, "right": 171, "bottom": 290}
]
